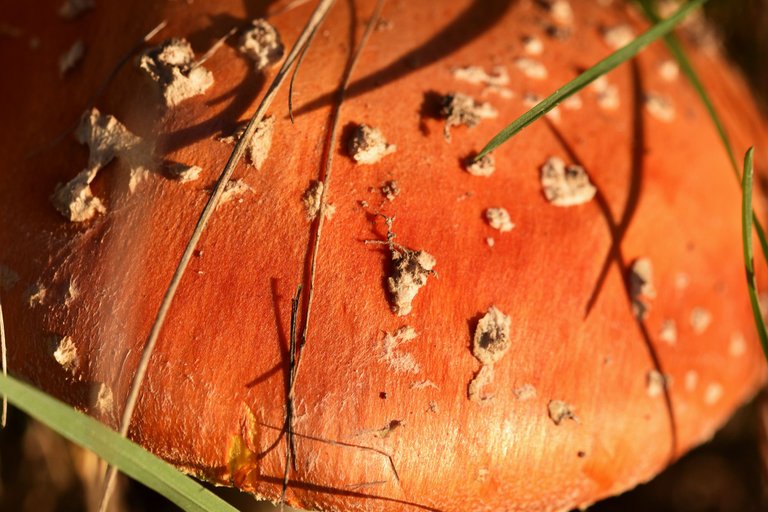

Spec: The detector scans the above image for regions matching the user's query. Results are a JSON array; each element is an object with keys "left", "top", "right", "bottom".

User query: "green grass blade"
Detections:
[
  {"left": 741, "top": 148, "right": 768, "bottom": 359},
  {"left": 0, "top": 374, "right": 238, "bottom": 512},
  {"left": 476, "top": 0, "right": 707, "bottom": 158},
  {"left": 636, "top": 1, "right": 768, "bottom": 293},
  {"left": 635, "top": 0, "right": 738, "bottom": 174}
]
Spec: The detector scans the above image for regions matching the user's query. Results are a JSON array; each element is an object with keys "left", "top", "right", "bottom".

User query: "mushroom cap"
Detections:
[{"left": 1, "top": 1, "right": 768, "bottom": 511}]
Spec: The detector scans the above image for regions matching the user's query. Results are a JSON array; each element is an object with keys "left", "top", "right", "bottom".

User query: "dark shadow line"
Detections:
[
  {"left": 258, "top": 420, "right": 399, "bottom": 482},
  {"left": 239, "top": 278, "right": 294, "bottom": 461},
  {"left": 544, "top": 60, "right": 677, "bottom": 460},
  {"left": 289, "top": 0, "right": 516, "bottom": 118},
  {"left": 245, "top": 278, "right": 290, "bottom": 389},
  {"left": 26, "top": 20, "right": 165, "bottom": 160},
  {"left": 258, "top": 474, "right": 439, "bottom": 511},
  {"left": 159, "top": 72, "right": 266, "bottom": 154},
  {"left": 627, "top": 58, "right": 678, "bottom": 463},
  {"left": 256, "top": 420, "right": 420, "bottom": 508},
  {"left": 244, "top": 0, "right": 282, "bottom": 20},
  {"left": 245, "top": 361, "right": 282, "bottom": 388},
  {"left": 582, "top": 78, "right": 644, "bottom": 317}
]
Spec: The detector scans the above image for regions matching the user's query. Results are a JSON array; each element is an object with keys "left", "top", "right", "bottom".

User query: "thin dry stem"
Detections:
[
  {"left": 280, "top": 284, "right": 302, "bottom": 506},
  {"left": 289, "top": 21, "right": 325, "bottom": 123},
  {"left": 142, "top": 20, "right": 168, "bottom": 42},
  {"left": 259, "top": 421, "right": 400, "bottom": 484},
  {"left": 194, "top": 26, "right": 238, "bottom": 68},
  {"left": 27, "top": 20, "right": 167, "bottom": 159},
  {"left": 295, "top": 0, "right": 385, "bottom": 394},
  {"left": 269, "top": 0, "right": 314, "bottom": 17},
  {"left": 97, "top": 2, "right": 337, "bottom": 511},
  {"left": 281, "top": 0, "right": 386, "bottom": 506}
]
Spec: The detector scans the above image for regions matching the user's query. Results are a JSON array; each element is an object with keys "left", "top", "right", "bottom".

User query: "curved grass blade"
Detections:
[
  {"left": 636, "top": 0, "right": 768, "bottom": 316},
  {"left": 476, "top": 0, "right": 707, "bottom": 159},
  {"left": 741, "top": 148, "right": 768, "bottom": 359},
  {"left": 635, "top": 0, "right": 738, "bottom": 174},
  {"left": 0, "top": 374, "right": 238, "bottom": 512}
]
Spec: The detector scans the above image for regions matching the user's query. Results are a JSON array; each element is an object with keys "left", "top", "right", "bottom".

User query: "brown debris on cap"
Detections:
[
  {"left": 659, "top": 319, "right": 677, "bottom": 345},
  {"left": 138, "top": 38, "right": 214, "bottom": 107},
  {"left": 548, "top": 0, "right": 574, "bottom": 25},
  {"left": 468, "top": 365, "right": 495, "bottom": 402},
  {"left": 704, "top": 382, "right": 724, "bottom": 404},
  {"left": 388, "top": 248, "right": 436, "bottom": 316},
  {"left": 540, "top": 156, "right": 596, "bottom": 206},
  {"left": 452, "top": 65, "right": 510, "bottom": 87},
  {"left": 468, "top": 306, "right": 511, "bottom": 401},
  {"left": 347, "top": 124, "right": 396, "bottom": 165},
  {"left": 27, "top": 283, "right": 47, "bottom": 307},
  {"left": 548, "top": 400, "right": 577, "bottom": 425},
  {"left": 302, "top": 180, "right": 335, "bottom": 221},
  {"left": 51, "top": 169, "right": 105, "bottom": 222},
  {"left": 380, "top": 326, "right": 420, "bottom": 374},
  {"left": 646, "top": 370, "right": 669, "bottom": 397},
  {"left": 128, "top": 166, "right": 151, "bottom": 194},
  {"left": 59, "top": 40, "right": 84, "bottom": 76},
  {"left": 602, "top": 24, "right": 635, "bottom": 49},
  {"left": 522, "top": 35, "right": 543, "bottom": 55},
  {"left": 591, "top": 76, "right": 620, "bottom": 110},
  {"left": 513, "top": 384, "right": 537, "bottom": 401},
  {"left": 52, "top": 108, "right": 143, "bottom": 221},
  {"left": 94, "top": 382, "right": 115, "bottom": 418},
  {"left": 685, "top": 370, "right": 699, "bottom": 391},
  {"left": 514, "top": 57, "right": 548, "bottom": 80},
  {"left": 75, "top": 108, "right": 142, "bottom": 169},
  {"left": 219, "top": 116, "right": 275, "bottom": 169},
  {"left": 219, "top": 180, "right": 253, "bottom": 205},
  {"left": 166, "top": 163, "right": 202, "bottom": 183},
  {"left": 65, "top": 280, "right": 79, "bottom": 307},
  {"left": 729, "top": 332, "right": 747, "bottom": 357},
  {"left": 466, "top": 153, "right": 495, "bottom": 177},
  {"left": 645, "top": 93, "right": 676, "bottom": 122},
  {"left": 472, "top": 306, "right": 511, "bottom": 366},
  {"left": 410, "top": 379, "right": 439, "bottom": 390},
  {"left": 450, "top": 66, "right": 514, "bottom": 99},
  {"left": 690, "top": 307, "right": 712, "bottom": 334},
  {"left": 58, "top": 0, "right": 93, "bottom": 19},
  {"left": 440, "top": 92, "right": 498, "bottom": 140},
  {"left": 52, "top": 335, "right": 79, "bottom": 375},
  {"left": 485, "top": 208, "right": 514, "bottom": 232},
  {"left": 658, "top": 59, "right": 680, "bottom": 82},
  {"left": 562, "top": 94, "right": 583, "bottom": 110},
  {"left": 629, "top": 258, "right": 656, "bottom": 320},
  {"left": 380, "top": 180, "right": 400, "bottom": 201},
  {"left": 238, "top": 19, "right": 285, "bottom": 71}
]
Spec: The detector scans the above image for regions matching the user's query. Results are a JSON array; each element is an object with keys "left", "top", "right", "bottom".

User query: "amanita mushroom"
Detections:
[{"left": 1, "top": 0, "right": 768, "bottom": 511}]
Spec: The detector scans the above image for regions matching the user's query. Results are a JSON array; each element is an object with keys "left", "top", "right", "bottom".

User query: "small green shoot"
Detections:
[
  {"left": 0, "top": 373, "right": 238, "bottom": 512},
  {"left": 476, "top": 0, "right": 706, "bottom": 159},
  {"left": 637, "top": 1, "right": 768, "bottom": 360},
  {"left": 636, "top": 0, "right": 768, "bottom": 261},
  {"left": 635, "top": 0, "right": 738, "bottom": 174},
  {"left": 741, "top": 148, "right": 768, "bottom": 359}
]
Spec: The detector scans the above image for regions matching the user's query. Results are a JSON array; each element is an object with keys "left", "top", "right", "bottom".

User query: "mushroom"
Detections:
[{"left": 1, "top": 1, "right": 768, "bottom": 511}]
